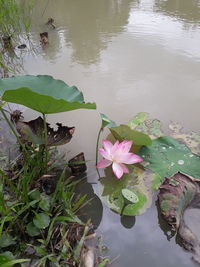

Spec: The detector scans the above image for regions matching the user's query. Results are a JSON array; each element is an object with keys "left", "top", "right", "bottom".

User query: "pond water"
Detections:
[{"left": 19, "top": 0, "right": 200, "bottom": 266}]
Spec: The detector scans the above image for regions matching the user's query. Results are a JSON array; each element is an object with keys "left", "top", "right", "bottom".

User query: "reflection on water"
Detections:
[
  {"left": 75, "top": 176, "right": 103, "bottom": 229},
  {"left": 20, "top": 0, "right": 200, "bottom": 266},
  {"left": 154, "top": 0, "right": 200, "bottom": 25},
  {"left": 120, "top": 215, "right": 136, "bottom": 228},
  {"left": 62, "top": 0, "right": 133, "bottom": 64},
  {"left": 32, "top": 0, "right": 134, "bottom": 64}
]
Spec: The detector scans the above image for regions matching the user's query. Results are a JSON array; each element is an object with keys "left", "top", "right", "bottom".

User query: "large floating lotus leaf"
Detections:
[
  {"left": 0, "top": 75, "right": 96, "bottom": 114},
  {"left": 140, "top": 136, "right": 200, "bottom": 180},
  {"left": 98, "top": 166, "right": 153, "bottom": 216}
]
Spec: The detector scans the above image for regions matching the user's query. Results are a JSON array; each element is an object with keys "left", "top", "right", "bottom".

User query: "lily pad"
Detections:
[
  {"left": 99, "top": 166, "right": 153, "bottom": 216},
  {"left": 0, "top": 75, "right": 96, "bottom": 114},
  {"left": 140, "top": 136, "right": 200, "bottom": 180},
  {"left": 121, "top": 189, "right": 139, "bottom": 204}
]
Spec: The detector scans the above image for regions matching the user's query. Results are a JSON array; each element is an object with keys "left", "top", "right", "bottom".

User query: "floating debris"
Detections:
[
  {"left": 17, "top": 44, "right": 27, "bottom": 49},
  {"left": 46, "top": 17, "right": 56, "bottom": 29},
  {"left": 40, "top": 32, "right": 49, "bottom": 47}
]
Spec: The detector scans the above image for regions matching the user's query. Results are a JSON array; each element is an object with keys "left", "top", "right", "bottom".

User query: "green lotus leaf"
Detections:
[
  {"left": 0, "top": 75, "right": 96, "bottom": 114},
  {"left": 121, "top": 189, "right": 139, "bottom": 204},
  {"left": 100, "top": 113, "right": 117, "bottom": 129},
  {"left": 139, "top": 136, "right": 200, "bottom": 180},
  {"left": 110, "top": 125, "right": 152, "bottom": 146}
]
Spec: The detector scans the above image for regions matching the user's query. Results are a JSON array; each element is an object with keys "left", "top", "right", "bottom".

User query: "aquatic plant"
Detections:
[
  {"left": 97, "top": 139, "right": 143, "bottom": 179},
  {"left": 97, "top": 112, "right": 200, "bottom": 264},
  {"left": 0, "top": 0, "right": 35, "bottom": 78},
  {"left": 0, "top": 0, "right": 33, "bottom": 40},
  {"left": 0, "top": 75, "right": 96, "bottom": 168},
  {"left": 0, "top": 75, "right": 103, "bottom": 266}
]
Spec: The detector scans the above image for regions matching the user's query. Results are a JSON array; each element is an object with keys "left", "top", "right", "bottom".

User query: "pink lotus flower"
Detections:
[{"left": 97, "top": 139, "right": 143, "bottom": 179}]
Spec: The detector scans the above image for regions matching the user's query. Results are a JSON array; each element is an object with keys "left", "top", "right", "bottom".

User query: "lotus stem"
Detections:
[
  {"left": 95, "top": 127, "right": 103, "bottom": 166},
  {"left": 120, "top": 203, "right": 126, "bottom": 216},
  {"left": 42, "top": 113, "right": 48, "bottom": 172}
]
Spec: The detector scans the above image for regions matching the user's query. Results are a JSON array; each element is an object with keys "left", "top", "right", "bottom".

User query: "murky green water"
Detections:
[{"left": 21, "top": 0, "right": 200, "bottom": 266}]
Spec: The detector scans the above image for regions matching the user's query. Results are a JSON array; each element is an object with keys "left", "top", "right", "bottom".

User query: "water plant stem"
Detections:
[
  {"left": 95, "top": 128, "right": 103, "bottom": 165},
  {"left": 42, "top": 113, "right": 48, "bottom": 172},
  {"left": 120, "top": 203, "right": 126, "bottom": 216}
]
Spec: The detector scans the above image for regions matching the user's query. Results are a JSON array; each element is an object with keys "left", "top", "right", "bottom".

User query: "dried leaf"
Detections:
[
  {"left": 158, "top": 173, "right": 197, "bottom": 229},
  {"left": 12, "top": 112, "right": 75, "bottom": 146}
]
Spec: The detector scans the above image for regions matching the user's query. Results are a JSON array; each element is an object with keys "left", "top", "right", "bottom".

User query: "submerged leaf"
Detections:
[
  {"left": 128, "top": 113, "right": 163, "bottom": 139},
  {"left": 128, "top": 112, "right": 149, "bottom": 129},
  {"left": 0, "top": 75, "right": 96, "bottom": 114},
  {"left": 140, "top": 136, "right": 200, "bottom": 179}
]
